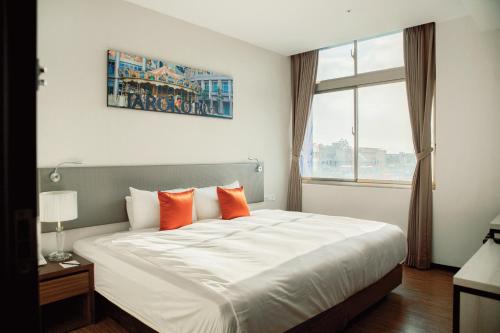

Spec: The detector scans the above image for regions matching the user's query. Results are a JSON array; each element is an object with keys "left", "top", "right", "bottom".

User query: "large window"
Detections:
[{"left": 301, "top": 32, "right": 419, "bottom": 184}]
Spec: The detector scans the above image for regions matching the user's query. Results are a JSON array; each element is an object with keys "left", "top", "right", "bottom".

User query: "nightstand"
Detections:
[{"left": 39, "top": 253, "right": 94, "bottom": 332}]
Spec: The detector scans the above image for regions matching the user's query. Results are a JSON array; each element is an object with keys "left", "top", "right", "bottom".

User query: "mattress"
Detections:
[{"left": 73, "top": 209, "right": 406, "bottom": 333}]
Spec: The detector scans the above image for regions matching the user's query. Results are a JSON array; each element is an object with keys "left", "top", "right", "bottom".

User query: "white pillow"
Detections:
[
  {"left": 194, "top": 181, "right": 240, "bottom": 220},
  {"left": 129, "top": 187, "right": 197, "bottom": 230},
  {"left": 125, "top": 196, "right": 134, "bottom": 226}
]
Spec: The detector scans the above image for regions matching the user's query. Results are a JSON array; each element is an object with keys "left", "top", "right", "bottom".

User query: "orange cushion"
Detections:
[
  {"left": 157, "top": 189, "right": 194, "bottom": 230},
  {"left": 217, "top": 186, "right": 250, "bottom": 220}
]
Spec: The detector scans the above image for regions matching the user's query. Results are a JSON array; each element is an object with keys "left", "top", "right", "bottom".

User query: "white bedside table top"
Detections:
[
  {"left": 491, "top": 214, "right": 500, "bottom": 230},
  {"left": 453, "top": 239, "right": 500, "bottom": 295}
]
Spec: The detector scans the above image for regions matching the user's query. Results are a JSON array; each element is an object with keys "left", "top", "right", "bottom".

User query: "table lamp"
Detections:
[{"left": 39, "top": 191, "right": 78, "bottom": 262}]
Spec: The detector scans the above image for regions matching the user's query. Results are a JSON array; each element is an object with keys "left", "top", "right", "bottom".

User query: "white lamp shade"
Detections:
[{"left": 39, "top": 191, "right": 78, "bottom": 223}]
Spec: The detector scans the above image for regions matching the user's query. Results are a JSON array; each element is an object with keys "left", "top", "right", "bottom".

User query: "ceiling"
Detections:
[{"left": 122, "top": 0, "right": 491, "bottom": 56}]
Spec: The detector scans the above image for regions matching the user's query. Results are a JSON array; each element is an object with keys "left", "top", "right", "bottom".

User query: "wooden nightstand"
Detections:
[{"left": 39, "top": 253, "right": 94, "bottom": 332}]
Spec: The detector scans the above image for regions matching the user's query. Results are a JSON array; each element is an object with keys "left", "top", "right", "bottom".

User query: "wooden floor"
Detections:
[
  {"left": 344, "top": 266, "right": 454, "bottom": 333},
  {"left": 73, "top": 266, "right": 454, "bottom": 333}
]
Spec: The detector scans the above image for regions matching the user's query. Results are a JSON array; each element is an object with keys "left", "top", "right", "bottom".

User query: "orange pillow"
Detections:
[
  {"left": 217, "top": 186, "right": 250, "bottom": 220},
  {"left": 157, "top": 189, "right": 194, "bottom": 230}
]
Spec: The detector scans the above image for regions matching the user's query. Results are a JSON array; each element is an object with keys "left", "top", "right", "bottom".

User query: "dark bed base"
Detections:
[
  {"left": 96, "top": 264, "right": 402, "bottom": 333},
  {"left": 286, "top": 264, "right": 402, "bottom": 332}
]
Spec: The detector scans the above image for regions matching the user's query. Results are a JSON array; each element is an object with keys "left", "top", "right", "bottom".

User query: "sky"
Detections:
[{"left": 312, "top": 32, "right": 414, "bottom": 154}]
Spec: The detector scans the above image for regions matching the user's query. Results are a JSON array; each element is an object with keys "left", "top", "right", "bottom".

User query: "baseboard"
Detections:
[{"left": 431, "top": 262, "right": 460, "bottom": 273}]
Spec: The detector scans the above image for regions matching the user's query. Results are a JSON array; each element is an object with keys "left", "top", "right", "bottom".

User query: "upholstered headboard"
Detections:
[{"left": 38, "top": 163, "right": 264, "bottom": 232}]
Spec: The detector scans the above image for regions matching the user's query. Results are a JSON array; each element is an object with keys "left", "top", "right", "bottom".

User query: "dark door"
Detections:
[{"left": 1, "top": 0, "right": 40, "bottom": 331}]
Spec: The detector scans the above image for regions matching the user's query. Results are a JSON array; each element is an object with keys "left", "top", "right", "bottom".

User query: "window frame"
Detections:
[{"left": 303, "top": 34, "right": 431, "bottom": 187}]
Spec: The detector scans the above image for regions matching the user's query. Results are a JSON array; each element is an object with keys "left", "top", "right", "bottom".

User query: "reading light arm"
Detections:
[
  {"left": 248, "top": 157, "right": 263, "bottom": 173},
  {"left": 49, "top": 160, "right": 83, "bottom": 183}
]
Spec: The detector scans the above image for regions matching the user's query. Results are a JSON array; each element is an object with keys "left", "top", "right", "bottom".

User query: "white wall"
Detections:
[
  {"left": 38, "top": 0, "right": 290, "bottom": 204},
  {"left": 303, "top": 184, "right": 411, "bottom": 231},
  {"left": 304, "top": 16, "right": 500, "bottom": 267},
  {"left": 38, "top": 0, "right": 291, "bottom": 251}
]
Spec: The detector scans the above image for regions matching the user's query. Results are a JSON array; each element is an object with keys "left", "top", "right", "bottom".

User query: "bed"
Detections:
[{"left": 74, "top": 209, "right": 406, "bottom": 333}]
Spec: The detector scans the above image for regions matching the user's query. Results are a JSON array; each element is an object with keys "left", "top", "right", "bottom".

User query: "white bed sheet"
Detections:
[{"left": 74, "top": 209, "right": 406, "bottom": 333}]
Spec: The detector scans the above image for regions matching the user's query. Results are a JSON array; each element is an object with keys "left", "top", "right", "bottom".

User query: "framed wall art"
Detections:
[{"left": 107, "top": 50, "right": 233, "bottom": 119}]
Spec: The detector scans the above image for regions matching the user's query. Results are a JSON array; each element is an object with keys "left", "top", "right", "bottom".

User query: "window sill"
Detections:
[
  {"left": 302, "top": 178, "right": 436, "bottom": 190},
  {"left": 302, "top": 178, "right": 411, "bottom": 189}
]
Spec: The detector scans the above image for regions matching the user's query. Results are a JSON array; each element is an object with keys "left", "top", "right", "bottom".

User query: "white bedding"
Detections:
[{"left": 74, "top": 209, "right": 406, "bottom": 333}]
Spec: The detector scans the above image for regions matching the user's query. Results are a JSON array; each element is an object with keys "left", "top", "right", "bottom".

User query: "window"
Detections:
[
  {"left": 316, "top": 42, "right": 354, "bottom": 81},
  {"left": 223, "top": 101, "right": 231, "bottom": 115},
  {"left": 305, "top": 90, "right": 355, "bottom": 179},
  {"left": 302, "top": 31, "right": 421, "bottom": 184},
  {"left": 357, "top": 33, "right": 404, "bottom": 73},
  {"left": 358, "top": 81, "right": 415, "bottom": 181}
]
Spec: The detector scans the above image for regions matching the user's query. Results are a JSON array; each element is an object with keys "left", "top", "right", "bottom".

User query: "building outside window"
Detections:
[
  {"left": 192, "top": 76, "right": 233, "bottom": 116},
  {"left": 301, "top": 31, "right": 428, "bottom": 184}
]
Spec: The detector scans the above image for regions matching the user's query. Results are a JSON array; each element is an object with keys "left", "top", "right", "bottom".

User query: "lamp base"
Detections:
[{"left": 47, "top": 251, "right": 72, "bottom": 262}]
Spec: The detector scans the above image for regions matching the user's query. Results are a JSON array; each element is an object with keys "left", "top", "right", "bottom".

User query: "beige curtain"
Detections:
[
  {"left": 403, "top": 23, "right": 436, "bottom": 269},
  {"left": 286, "top": 50, "right": 318, "bottom": 211}
]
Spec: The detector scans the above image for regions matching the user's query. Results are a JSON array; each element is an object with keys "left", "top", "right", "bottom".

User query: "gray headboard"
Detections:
[{"left": 38, "top": 163, "right": 264, "bottom": 233}]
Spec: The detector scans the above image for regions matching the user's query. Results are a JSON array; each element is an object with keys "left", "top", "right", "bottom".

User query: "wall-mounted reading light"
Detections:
[
  {"left": 49, "top": 160, "right": 83, "bottom": 183},
  {"left": 248, "top": 157, "right": 263, "bottom": 173}
]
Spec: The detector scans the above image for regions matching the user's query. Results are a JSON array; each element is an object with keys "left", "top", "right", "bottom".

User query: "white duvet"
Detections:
[{"left": 74, "top": 209, "right": 406, "bottom": 333}]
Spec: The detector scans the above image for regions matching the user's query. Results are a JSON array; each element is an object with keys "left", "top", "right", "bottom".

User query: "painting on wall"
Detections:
[{"left": 107, "top": 50, "right": 233, "bottom": 119}]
